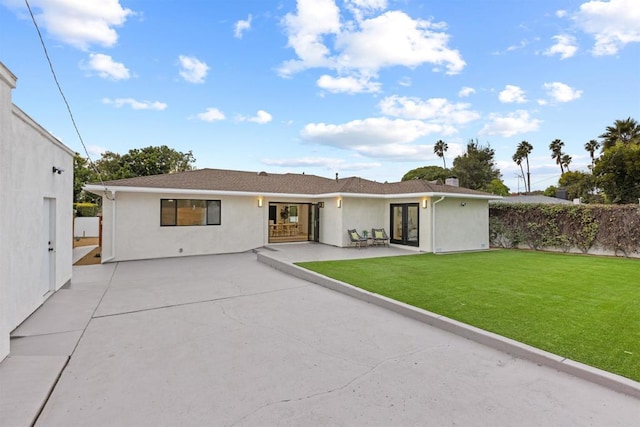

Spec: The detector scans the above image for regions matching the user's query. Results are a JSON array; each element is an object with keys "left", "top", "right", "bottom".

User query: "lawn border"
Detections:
[{"left": 257, "top": 251, "right": 640, "bottom": 400}]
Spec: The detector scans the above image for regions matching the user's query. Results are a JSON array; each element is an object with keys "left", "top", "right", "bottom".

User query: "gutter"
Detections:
[{"left": 432, "top": 196, "right": 445, "bottom": 253}]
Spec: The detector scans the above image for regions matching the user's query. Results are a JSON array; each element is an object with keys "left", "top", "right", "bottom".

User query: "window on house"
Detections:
[{"left": 160, "top": 199, "right": 221, "bottom": 226}]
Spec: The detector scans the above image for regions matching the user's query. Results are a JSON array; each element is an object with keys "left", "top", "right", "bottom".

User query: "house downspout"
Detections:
[
  {"left": 432, "top": 196, "right": 445, "bottom": 253},
  {"left": 101, "top": 190, "right": 117, "bottom": 262}
]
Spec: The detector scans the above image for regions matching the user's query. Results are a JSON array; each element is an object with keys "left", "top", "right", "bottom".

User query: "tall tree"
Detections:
[
  {"left": 452, "top": 139, "right": 502, "bottom": 191},
  {"left": 599, "top": 117, "right": 640, "bottom": 150},
  {"left": 517, "top": 140, "right": 533, "bottom": 192},
  {"left": 95, "top": 145, "right": 196, "bottom": 181},
  {"left": 73, "top": 153, "right": 98, "bottom": 203},
  {"left": 433, "top": 140, "right": 448, "bottom": 169},
  {"left": 584, "top": 139, "right": 600, "bottom": 170},
  {"left": 511, "top": 150, "right": 525, "bottom": 193},
  {"left": 401, "top": 165, "right": 449, "bottom": 182},
  {"left": 561, "top": 154, "right": 572, "bottom": 172},
  {"left": 593, "top": 137, "right": 640, "bottom": 203},
  {"left": 549, "top": 139, "right": 565, "bottom": 174}
]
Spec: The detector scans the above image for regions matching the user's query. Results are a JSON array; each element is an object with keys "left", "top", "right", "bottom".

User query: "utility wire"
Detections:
[{"left": 24, "top": 0, "right": 109, "bottom": 194}]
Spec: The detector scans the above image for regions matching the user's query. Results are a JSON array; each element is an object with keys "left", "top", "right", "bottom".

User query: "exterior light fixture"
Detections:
[
  {"left": 422, "top": 199, "right": 428, "bottom": 209},
  {"left": 52, "top": 166, "right": 64, "bottom": 174},
  {"left": 337, "top": 198, "right": 342, "bottom": 208},
  {"left": 258, "top": 197, "right": 263, "bottom": 208},
  {"left": 460, "top": 202, "right": 467, "bottom": 207}
]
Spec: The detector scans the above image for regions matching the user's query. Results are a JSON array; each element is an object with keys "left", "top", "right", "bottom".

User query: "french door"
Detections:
[{"left": 390, "top": 203, "right": 419, "bottom": 246}]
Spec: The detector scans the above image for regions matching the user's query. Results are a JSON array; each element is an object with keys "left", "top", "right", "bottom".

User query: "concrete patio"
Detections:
[{"left": 1, "top": 243, "right": 638, "bottom": 426}]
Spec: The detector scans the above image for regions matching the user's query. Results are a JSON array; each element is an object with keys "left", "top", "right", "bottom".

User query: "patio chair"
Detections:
[
  {"left": 347, "top": 229, "right": 368, "bottom": 248},
  {"left": 371, "top": 228, "right": 390, "bottom": 246}
]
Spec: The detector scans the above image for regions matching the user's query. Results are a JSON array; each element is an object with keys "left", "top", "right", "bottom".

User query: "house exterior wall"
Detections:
[
  {"left": 103, "top": 192, "right": 265, "bottom": 261},
  {"left": 0, "top": 62, "right": 73, "bottom": 361},
  {"left": 432, "top": 198, "right": 489, "bottom": 252},
  {"left": 340, "top": 197, "right": 386, "bottom": 246}
]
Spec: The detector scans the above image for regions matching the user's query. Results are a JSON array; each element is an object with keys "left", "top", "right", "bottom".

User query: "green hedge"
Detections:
[
  {"left": 74, "top": 202, "right": 99, "bottom": 217},
  {"left": 489, "top": 204, "right": 640, "bottom": 257}
]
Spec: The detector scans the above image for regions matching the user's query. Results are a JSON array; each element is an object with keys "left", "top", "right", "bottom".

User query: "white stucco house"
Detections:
[
  {"left": 0, "top": 62, "right": 74, "bottom": 361},
  {"left": 85, "top": 168, "right": 500, "bottom": 263}
]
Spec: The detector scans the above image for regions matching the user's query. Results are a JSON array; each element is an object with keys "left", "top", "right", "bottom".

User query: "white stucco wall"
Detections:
[
  {"left": 0, "top": 62, "right": 74, "bottom": 361},
  {"left": 74, "top": 216, "right": 100, "bottom": 237},
  {"left": 101, "top": 192, "right": 267, "bottom": 262},
  {"left": 432, "top": 198, "right": 489, "bottom": 252},
  {"left": 341, "top": 197, "right": 386, "bottom": 246}
]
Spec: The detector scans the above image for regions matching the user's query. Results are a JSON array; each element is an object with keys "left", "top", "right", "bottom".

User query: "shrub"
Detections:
[
  {"left": 74, "top": 202, "right": 99, "bottom": 217},
  {"left": 489, "top": 204, "right": 639, "bottom": 257}
]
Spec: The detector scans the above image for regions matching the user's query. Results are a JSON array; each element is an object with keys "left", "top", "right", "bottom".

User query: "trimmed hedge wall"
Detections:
[
  {"left": 74, "top": 202, "right": 99, "bottom": 217},
  {"left": 489, "top": 204, "right": 640, "bottom": 257}
]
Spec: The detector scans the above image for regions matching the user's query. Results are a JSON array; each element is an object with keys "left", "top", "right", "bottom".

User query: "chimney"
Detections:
[{"left": 445, "top": 177, "right": 459, "bottom": 187}]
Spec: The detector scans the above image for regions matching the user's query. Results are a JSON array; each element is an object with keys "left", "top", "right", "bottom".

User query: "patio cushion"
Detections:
[{"left": 374, "top": 230, "right": 383, "bottom": 239}]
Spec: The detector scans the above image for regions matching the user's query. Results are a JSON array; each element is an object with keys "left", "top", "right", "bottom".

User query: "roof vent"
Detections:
[
  {"left": 335, "top": 172, "right": 339, "bottom": 182},
  {"left": 258, "top": 171, "right": 268, "bottom": 176}
]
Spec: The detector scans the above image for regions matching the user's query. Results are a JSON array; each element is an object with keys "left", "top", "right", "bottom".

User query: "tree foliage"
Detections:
[
  {"left": 452, "top": 139, "right": 502, "bottom": 192},
  {"left": 558, "top": 171, "right": 599, "bottom": 203},
  {"left": 401, "top": 165, "right": 450, "bottom": 182},
  {"left": 512, "top": 140, "right": 533, "bottom": 193},
  {"left": 74, "top": 145, "right": 196, "bottom": 202},
  {"left": 593, "top": 142, "right": 640, "bottom": 204},
  {"left": 433, "top": 140, "right": 448, "bottom": 169},
  {"left": 599, "top": 117, "right": 640, "bottom": 150}
]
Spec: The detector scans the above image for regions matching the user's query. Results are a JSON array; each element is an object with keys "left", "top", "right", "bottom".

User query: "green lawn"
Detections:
[{"left": 297, "top": 250, "right": 640, "bottom": 382}]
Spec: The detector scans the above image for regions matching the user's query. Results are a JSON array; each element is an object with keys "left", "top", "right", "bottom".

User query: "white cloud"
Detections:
[
  {"left": 300, "top": 117, "right": 454, "bottom": 160},
  {"left": 7, "top": 0, "right": 134, "bottom": 50},
  {"left": 87, "top": 145, "right": 107, "bottom": 157},
  {"left": 178, "top": 55, "right": 209, "bottom": 84},
  {"left": 378, "top": 95, "right": 479, "bottom": 126},
  {"left": 234, "top": 14, "right": 252, "bottom": 38},
  {"left": 85, "top": 53, "right": 130, "bottom": 80},
  {"left": 238, "top": 110, "right": 273, "bottom": 124},
  {"left": 458, "top": 86, "right": 476, "bottom": 97},
  {"left": 344, "top": 0, "right": 388, "bottom": 21},
  {"left": 334, "top": 11, "right": 465, "bottom": 75},
  {"left": 498, "top": 85, "right": 527, "bottom": 103},
  {"left": 398, "top": 76, "right": 412, "bottom": 87},
  {"left": 279, "top": 1, "right": 465, "bottom": 92},
  {"left": 102, "top": 98, "right": 167, "bottom": 110},
  {"left": 573, "top": 0, "right": 640, "bottom": 55},
  {"left": 556, "top": 10, "right": 568, "bottom": 18},
  {"left": 279, "top": 0, "right": 341, "bottom": 75},
  {"left": 479, "top": 110, "right": 541, "bottom": 137},
  {"left": 317, "top": 74, "right": 381, "bottom": 93},
  {"left": 544, "top": 34, "right": 578, "bottom": 59},
  {"left": 543, "top": 82, "right": 583, "bottom": 102},
  {"left": 196, "top": 107, "right": 226, "bottom": 122}
]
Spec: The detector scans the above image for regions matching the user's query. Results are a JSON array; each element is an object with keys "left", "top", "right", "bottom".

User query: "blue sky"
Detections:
[{"left": 2, "top": 0, "right": 639, "bottom": 191}]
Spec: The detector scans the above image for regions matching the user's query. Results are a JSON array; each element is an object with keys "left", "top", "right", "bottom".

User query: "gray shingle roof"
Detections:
[{"left": 93, "top": 168, "right": 493, "bottom": 197}]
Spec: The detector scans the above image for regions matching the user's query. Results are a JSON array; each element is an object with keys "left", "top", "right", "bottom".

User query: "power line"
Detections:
[{"left": 24, "top": 0, "right": 108, "bottom": 194}]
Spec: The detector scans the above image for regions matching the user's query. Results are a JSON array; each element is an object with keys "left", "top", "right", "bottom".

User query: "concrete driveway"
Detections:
[{"left": 2, "top": 244, "right": 639, "bottom": 426}]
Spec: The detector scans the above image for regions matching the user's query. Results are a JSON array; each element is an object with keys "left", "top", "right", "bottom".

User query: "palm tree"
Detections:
[
  {"left": 512, "top": 150, "right": 525, "bottom": 193},
  {"left": 584, "top": 139, "right": 600, "bottom": 170},
  {"left": 517, "top": 140, "right": 533, "bottom": 192},
  {"left": 561, "top": 154, "right": 572, "bottom": 172},
  {"left": 433, "top": 140, "right": 448, "bottom": 169},
  {"left": 599, "top": 117, "right": 640, "bottom": 150},
  {"left": 549, "top": 139, "right": 565, "bottom": 174}
]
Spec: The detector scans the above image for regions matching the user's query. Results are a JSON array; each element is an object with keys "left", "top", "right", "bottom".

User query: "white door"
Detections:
[{"left": 43, "top": 198, "right": 56, "bottom": 295}]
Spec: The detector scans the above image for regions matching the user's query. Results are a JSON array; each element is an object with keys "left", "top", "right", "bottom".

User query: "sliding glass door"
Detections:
[{"left": 390, "top": 203, "right": 419, "bottom": 246}]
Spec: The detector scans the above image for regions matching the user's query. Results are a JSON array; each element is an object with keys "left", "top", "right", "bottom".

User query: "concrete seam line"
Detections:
[{"left": 256, "top": 253, "right": 640, "bottom": 400}]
